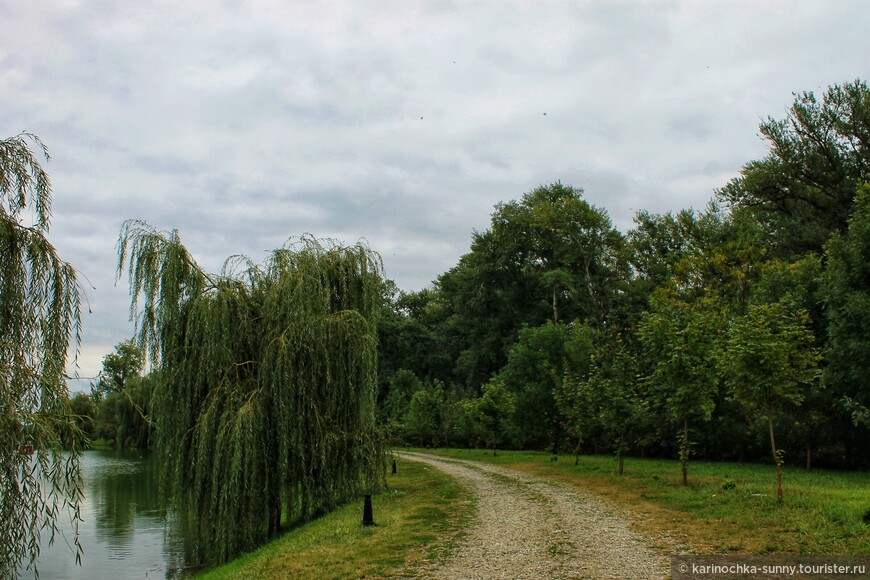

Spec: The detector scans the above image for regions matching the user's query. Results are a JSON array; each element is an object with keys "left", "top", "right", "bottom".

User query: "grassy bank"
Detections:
[
  {"left": 198, "top": 457, "right": 473, "bottom": 579},
  {"left": 416, "top": 448, "right": 870, "bottom": 555}
]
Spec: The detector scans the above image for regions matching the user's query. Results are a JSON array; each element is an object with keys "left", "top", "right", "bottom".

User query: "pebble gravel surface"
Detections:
[{"left": 398, "top": 452, "right": 677, "bottom": 579}]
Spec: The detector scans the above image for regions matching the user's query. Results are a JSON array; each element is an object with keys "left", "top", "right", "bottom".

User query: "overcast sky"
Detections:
[{"left": 2, "top": 1, "right": 868, "bottom": 389}]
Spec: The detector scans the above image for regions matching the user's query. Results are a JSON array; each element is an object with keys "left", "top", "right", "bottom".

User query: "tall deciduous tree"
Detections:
[
  {"left": 639, "top": 290, "right": 723, "bottom": 485},
  {"left": 555, "top": 323, "right": 596, "bottom": 464},
  {"left": 117, "top": 221, "right": 385, "bottom": 566},
  {"left": 585, "top": 336, "right": 646, "bottom": 475},
  {"left": 720, "top": 302, "right": 821, "bottom": 503},
  {"left": 96, "top": 340, "right": 144, "bottom": 394},
  {"left": 1, "top": 134, "right": 84, "bottom": 577},
  {"left": 491, "top": 182, "right": 626, "bottom": 325}
]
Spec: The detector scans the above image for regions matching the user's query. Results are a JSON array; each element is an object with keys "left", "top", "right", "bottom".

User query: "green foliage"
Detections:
[
  {"left": 117, "top": 222, "right": 386, "bottom": 566},
  {"left": 555, "top": 323, "right": 597, "bottom": 458},
  {"left": 499, "top": 321, "right": 571, "bottom": 452},
  {"left": 823, "top": 184, "right": 870, "bottom": 431},
  {"left": 720, "top": 301, "right": 822, "bottom": 502},
  {"left": 70, "top": 391, "right": 96, "bottom": 439},
  {"left": 639, "top": 290, "right": 724, "bottom": 484},
  {"left": 639, "top": 291, "right": 723, "bottom": 424},
  {"left": 464, "top": 379, "right": 515, "bottom": 452},
  {"left": 405, "top": 385, "right": 443, "bottom": 446},
  {"left": 404, "top": 380, "right": 468, "bottom": 447},
  {"left": 722, "top": 302, "right": 821, "bottom": 415},
  {"left": 382, "top": 369, "right": 422, "bottom": 425},
  {"left": 492, "top": 182, "right": 627, "bottom": 324},
  {"left": 428, "top": 183, "right": 625, "bottom": 389},
  {"left": 0, "top": 133, "right": 84, "bottom": 577},
  {"left": 718, "top": 79, "right": 870, "bottom": 255},
  {"left": 583, "top": 336, "right": 646, "bottom": 473},
  {"left": 374, "top": 80, "right": 870, "bottom": 472},
  {"left": 95, "top": 340, "right": 144, "bottom": 395},
  {"left": 91, "top": 373, "right": 157, "bottom": 449}
]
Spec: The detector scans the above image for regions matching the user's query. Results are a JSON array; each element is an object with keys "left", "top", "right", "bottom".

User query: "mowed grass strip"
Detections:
[
  {"left": 414, "top": 448, "right": 870, "bottom": 556},
  {"left": 198, "top": 458, "right": 473, "bottom": 579}
]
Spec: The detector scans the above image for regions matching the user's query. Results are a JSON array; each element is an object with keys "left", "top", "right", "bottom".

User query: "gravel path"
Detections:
[{"left": 397, "top": 452, "right": 675, "bottom": 580}]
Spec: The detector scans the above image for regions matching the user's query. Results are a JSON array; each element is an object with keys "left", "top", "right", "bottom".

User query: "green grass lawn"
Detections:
[
  {"left": 416, "top": 448, "right": 870, "bottom": 555},
  {"left": 197, "top": 448, "right": 867, "bottom": 578},
  {"left": 197, "top": 457, "right": 473, "bottom": 579}
]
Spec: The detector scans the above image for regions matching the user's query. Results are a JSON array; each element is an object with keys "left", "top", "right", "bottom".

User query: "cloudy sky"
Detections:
[{"left": 2, "top": 1, "right": 868, "bottom": 388}]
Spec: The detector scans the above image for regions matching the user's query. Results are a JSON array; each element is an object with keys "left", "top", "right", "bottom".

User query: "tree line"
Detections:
[
  {"left": 69, "top": 340, "right": 156, "bottom": 450},
  {"left": 376, "top": 80, "right": 870, "bottom": 485}
]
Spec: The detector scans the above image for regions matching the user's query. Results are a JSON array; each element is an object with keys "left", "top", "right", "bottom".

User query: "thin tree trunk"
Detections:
[
  {"left": 680, "top": 419, "right": 689, "bottom": 486},
  {"left": 618, "top": 451, "right": 624, "bottom": 476},
  {"left": 768, "top": 412, "right": 783, "bottom": 504}
]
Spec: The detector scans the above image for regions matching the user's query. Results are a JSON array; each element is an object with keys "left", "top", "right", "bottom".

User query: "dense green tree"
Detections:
[
  {"left": 752, "top": 256, "right": 830, "bottom": 469},
  {"left": 822, "top": 183, "right": 870, "bottom": 464},
  {"left": 404, "top": 386, "right": 442, "bottom": 446},
  {"left": 499, "top": 322, "right": 571, "bottom": 452},
  {"left": 628, "top": 209, "right": 709, "bottom": 287},
  {"left": 639, "top": 291, "right": 724, "bottom": 485},
  {"left": 382, "top": 369, "right": 422, "bottom": 425},
  {"left": 69, "top": 391, "right": 96, "bottom": 441},
  {"left": 555, "top": 323, "right": 597, "bottom": 463},
  {"left": 720, "top": 301, "right": 821, "bottom": 503},
  {"left": 464, "top": 378, "right": 515, "bottom": 453},
  {"left": 378, "top": 287, "right": 455, "bottom": 391},
  {"left": 403, "top": 380, "right": 469, "bottom": 447},
  {"left": 0, "top": 134, "right": 85, "bottom": 577},
  {"left": 435, "top": 229, "right": 544, "bottom": 388},
  {"left": 718, "top": 80, "right": 870, "bottom": 256},
  {"left": 585, "top": 337, "right": 646, "bottom": 475},
  {"left": 117, "top": 222, "right": 385, "bottom": 566},
  {"left": 431, "top": 183, "right": 625, "bottom": 390},
  {"left": 96, "top": 340, "right": 144, "bottom": 395},
  {"left": 490, "top": 182, "right": 627, "bottom": 325}
]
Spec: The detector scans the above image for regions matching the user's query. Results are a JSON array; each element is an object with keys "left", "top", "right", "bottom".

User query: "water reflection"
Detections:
[{"left": 24, "top": 450, "right": 190, "bottom": 579}]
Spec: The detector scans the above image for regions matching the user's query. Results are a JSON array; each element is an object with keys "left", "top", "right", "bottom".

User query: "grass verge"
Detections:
[
  {"left": 197, "top": 456, "right": 472, "bottom": 579},
  {"left": 413, "top": 448, "right": 870, "bottom": 556}
]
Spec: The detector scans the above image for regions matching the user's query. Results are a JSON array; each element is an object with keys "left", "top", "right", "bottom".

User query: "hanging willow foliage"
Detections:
[
  {"left": 0, "top": 134, "right": 84, "bottom": 578},
  {"left": 117, "top": 220, "right": 386, "bottom": 566}
]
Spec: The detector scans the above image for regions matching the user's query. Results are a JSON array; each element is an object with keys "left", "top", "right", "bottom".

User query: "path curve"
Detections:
[{"left": 397, "top": 452, "right": 673, "bottom": 579}]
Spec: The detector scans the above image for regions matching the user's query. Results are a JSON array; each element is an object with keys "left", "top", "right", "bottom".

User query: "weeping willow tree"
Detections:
[
  {"left": 1, "top": 134, "right": 84, "bottom": 577},
  {"left": 117, "top": 220, "right": 386, "bottom": 566}
]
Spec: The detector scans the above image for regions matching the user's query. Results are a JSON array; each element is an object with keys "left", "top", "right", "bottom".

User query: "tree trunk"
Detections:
[
  {"left": 768, "top": 412, "right": 783, "bottom": 504},
  {"left": 680, "top": 419, "right": 689, "bottom": 486},
  {"left": 618, "top": 451, "right": 624, "bottom": 476}
]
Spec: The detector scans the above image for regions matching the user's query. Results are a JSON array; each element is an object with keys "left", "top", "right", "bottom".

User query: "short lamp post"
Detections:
[{"left": 362, "top": 494, "right": 376, "bottom": 527}]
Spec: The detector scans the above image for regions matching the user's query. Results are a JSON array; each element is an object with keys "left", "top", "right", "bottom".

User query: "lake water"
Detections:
[{"left": 23, "top": 450, "right": 191, "bottom": 580}]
